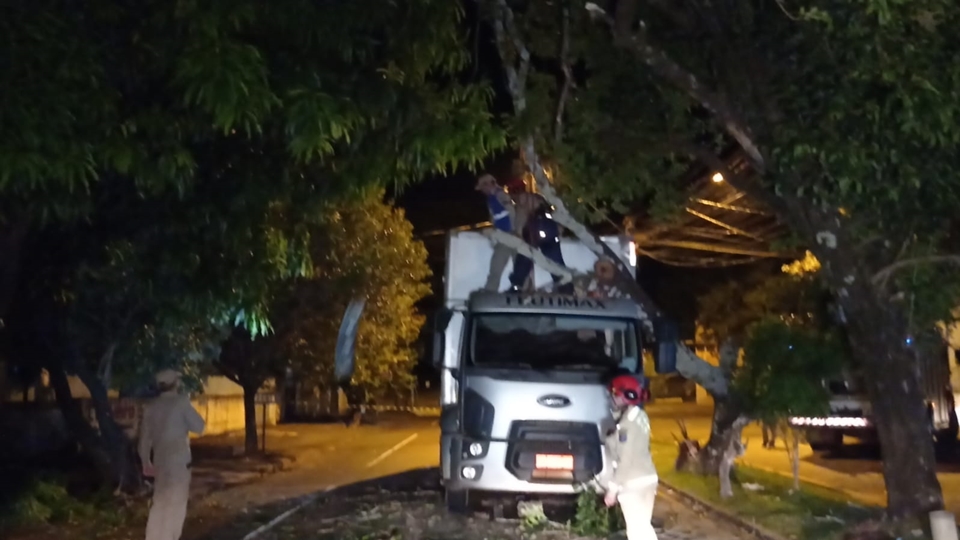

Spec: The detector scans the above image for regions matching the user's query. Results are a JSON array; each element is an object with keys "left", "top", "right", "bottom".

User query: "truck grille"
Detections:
[{"left": 505, "top": 420, "right": 602, "bottom": 484}]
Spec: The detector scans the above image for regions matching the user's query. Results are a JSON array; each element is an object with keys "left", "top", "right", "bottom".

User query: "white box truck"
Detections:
[{"left": 431, "top": 230, "right": 676, "bottom": 512}]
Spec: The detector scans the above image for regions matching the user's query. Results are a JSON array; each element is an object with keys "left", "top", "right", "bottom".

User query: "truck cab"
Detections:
[{"left": 432, "top": 230, "right": 672, "bottom": 511}]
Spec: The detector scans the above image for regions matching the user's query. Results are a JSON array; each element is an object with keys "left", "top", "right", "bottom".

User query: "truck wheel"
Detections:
[
  {"left": 808, "top": 431, "right": 843, "bottom": 453},
  {"left": 809, "top": 442, "right": 839, "bottom": 452},
  {"left": 445, "top": 488, "right": 470, "bottom": 514}
]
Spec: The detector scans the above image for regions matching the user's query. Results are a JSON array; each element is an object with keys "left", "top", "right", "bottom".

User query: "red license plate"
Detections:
[{"left": 535, "top": 453, "right": 574, "bottom": 470}]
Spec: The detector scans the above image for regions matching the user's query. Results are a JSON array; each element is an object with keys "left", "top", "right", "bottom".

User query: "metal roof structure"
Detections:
[{"left": 627, "top": 155, "right": 794, "bottom": 267}]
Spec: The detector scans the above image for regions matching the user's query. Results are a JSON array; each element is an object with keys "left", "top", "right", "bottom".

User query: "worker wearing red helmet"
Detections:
[{"left": 603, "top": 373, "right": 658, "bottom": 540}]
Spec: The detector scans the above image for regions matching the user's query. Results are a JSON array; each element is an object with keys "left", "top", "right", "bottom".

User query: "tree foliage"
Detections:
[
  {"left": 482, "top": 0, "right": 960, "bottom": 517},
  {"left": 283, "top": 191, "right": 431, "bottom": 402},
  {"left": 698, "top": 255, "right": 845, "bottom": 417},
  {"left": 734, "top": 319, "right": 845, "bottom": 423},
  {"left": 0, "top": 0, "right": 502, "bottom": 221},
  {"left": 2, "top": 0, "right": 500, "bottom": 386},
  {"left": 0, "top": 0, "right": 502, "bottom": 490},
  {"left": 698, "top": 258, "right": 830, "bottom": 344}
]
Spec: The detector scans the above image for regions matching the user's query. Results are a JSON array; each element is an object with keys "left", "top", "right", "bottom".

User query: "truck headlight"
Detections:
[{"left": 469, "top": 442, "right": 483, "bottom": 456}]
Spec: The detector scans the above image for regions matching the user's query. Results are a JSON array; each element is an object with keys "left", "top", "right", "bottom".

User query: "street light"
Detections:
[{"left": 711, "top": 172, "right": 724, "bottom": 183}]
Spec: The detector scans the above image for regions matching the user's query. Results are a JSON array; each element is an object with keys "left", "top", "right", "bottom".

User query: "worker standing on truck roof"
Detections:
[
  {"left": 511, "top": 191, "right": 575, "bottom": 294},
  {"left": 476, "top": 173, "right": 529, "bottom": 292},
  {"left": 139, "top": 369, "right": 206, "bottom": 540},
  {"left": 602, "top": 374, "right": 659, "bottom": 540}
]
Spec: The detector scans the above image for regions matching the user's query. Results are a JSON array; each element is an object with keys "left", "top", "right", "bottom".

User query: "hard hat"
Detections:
[
  {"left": 609, "top": 374, "right": 649, "bottom": 405},
  {"left": 155, "top": 369, "right": 182, "bottom": 386}
]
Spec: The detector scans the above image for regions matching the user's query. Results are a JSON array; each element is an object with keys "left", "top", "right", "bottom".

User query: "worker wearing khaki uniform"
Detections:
[
  {"left": 139, "top": 369, "right": 206, "bottom": 540},
  {"left": 602, "top": 374, "right": 659, "bottom": 540}
]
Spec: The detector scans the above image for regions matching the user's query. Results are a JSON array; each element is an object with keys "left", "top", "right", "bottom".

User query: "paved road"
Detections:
[
  {"left": 185, "top": 402, "right": 960, "bottom": 538},
  {"left": 190, "top": 411, "right": 753, "bottom": 539},
  {"left": 194, "top": 414, "right": 439, "bottom": 510}
]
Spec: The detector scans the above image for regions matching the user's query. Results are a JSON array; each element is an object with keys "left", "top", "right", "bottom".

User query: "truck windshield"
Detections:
[{"left": 470, "top": 313, "right": 640, "bottom": 372}]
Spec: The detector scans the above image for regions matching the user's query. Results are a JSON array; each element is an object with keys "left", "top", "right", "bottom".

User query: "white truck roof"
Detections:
[{"left": 443, "top": 229, "right": 636, "bottom": 309}]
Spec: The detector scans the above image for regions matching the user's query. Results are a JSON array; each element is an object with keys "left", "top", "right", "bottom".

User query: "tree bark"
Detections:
[
  {"left": 697, "top": 396, "right": 745, "bottom": 474},
  {"left": 806, "top": 212, "right": 943, "bottom": 519},
  {"left": 46, "top": 360, "right": 122, "bottom": 491},
  {"left": 838, "top": 284, "right": 941, "bottom": 517},
  {"left": 242, "top": 382, "right": 259, "bottom": 455},
  {"left": 71, "top": 358, "right": 142, "bottom": 493}
]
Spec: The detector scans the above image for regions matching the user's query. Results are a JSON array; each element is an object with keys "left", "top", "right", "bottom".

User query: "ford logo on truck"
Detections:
[{"left": 538, "top": 394, "right": 571, "bottom": 408}]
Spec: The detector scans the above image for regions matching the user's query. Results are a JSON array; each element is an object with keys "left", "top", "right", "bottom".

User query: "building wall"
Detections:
[{"left": 0, "top": 374, "right": 279, "bottom": 458}]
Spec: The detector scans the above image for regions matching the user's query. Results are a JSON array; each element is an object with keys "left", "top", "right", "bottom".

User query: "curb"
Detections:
[{"left": 659, "top": 480, "right": 789, "bottom": 540}]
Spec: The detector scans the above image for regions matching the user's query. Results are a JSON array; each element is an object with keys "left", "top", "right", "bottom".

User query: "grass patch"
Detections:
[
  {"left": 650, "top": 442, "right": 881, "bottom": 540},
  {"left": 0, "top": 474, "right": 140, "bottom": 533}
]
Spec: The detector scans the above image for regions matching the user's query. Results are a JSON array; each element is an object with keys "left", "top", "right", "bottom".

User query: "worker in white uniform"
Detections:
[
  {"left": 602, "top": 374, "right": 658, "bottom": 540},
  {"left": 139, "top": 369, "right": 206, "bottom": 540}
]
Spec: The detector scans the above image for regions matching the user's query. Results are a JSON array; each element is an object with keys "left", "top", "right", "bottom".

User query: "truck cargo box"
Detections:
[{"left": 443, "top": 230, "right": 636, "bottom": 309}]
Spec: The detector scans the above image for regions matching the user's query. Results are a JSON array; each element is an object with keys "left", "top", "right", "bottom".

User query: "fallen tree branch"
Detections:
[
  {"left": 482, "top": 228, "right": 575, "bottom": 284},
  {"left": 676, "top": 344, "right": 728, "bottom": 397},
  {"left": 584, "top": 2, "right": 766, "bottom": 174},
  {"left": 485, "top": 0, "right": 726, "bottom": 391},
  {"left": 872, "top": 255, "right": 960, "bottom": 288}
]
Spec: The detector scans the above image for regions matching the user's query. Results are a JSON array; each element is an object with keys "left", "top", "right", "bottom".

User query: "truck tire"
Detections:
[
  {"left": 445, "top": 488, "right": 470, "bottom": 514},
  {"left": 809, "top": 442, "right": 837, "bottom": 452},
  {"left": 807, "top": 430, "right": 843, "bottom": 452}
]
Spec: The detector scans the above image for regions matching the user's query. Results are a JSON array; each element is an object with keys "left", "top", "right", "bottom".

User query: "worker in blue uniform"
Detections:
[
  {"left": 510, "top": 192, "right": 574, "bottom": 294},
  {"left": 476, "top": 174, "right": 529, "bottom": 292}
]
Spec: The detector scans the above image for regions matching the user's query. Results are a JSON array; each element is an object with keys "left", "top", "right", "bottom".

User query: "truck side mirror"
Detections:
[
  {"left": 432, "top": 308, "right": 455, "bottom": 369},
  {"left": 652, "top": 318, "right": 678, "bottom": 374},
  {"left": 334, "top": 298, "right": 366, "bottom": 385}
]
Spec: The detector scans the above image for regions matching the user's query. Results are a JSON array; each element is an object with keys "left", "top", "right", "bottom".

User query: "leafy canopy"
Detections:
[
  {"left": 2, "top": 0, "right": 503, "bottom": 392},
  {"left": 489, "top": 1, "right": 960, "bottom": 314},
  {"left": 1, "top": 0, "right": 502, "bottom": 223},
  {"left": 698, "top": 255, "right": 845, "bottom": 419},
  {"left": 733, "top": 319, "right": 846, "bottom": 422},
  {"left": 279, "top": 191, "right": 432, "bottom": 400}
]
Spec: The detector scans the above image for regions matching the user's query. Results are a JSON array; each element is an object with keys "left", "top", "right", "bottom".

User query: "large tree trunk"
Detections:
[
  {"left": 807, "top": 213, "right": 942, "bottom": 519},
  {"left": 840, "top": 287, "right": 941, "bottom": 517},
  {"left": 46, "top": 361, "right": 126, "bottom": 491},
  {"left": 71, "top": 359, "right": 142, "bottom": 493},
  {"left": 242, "top": 382, "right": 259, "bottom": 455},
  {"left": 698, "top": 396, "right": 745, "bottom": 474}
]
